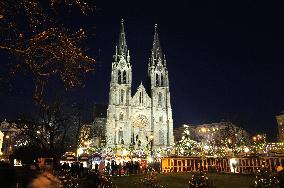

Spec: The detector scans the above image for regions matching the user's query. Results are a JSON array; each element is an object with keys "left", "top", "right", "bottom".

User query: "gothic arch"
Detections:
[
  {"left": 118, "top": 70, "right": 122, "bottom": 84},
  {"left": 118, "top": 127, "right": 123, "bottom": 143},
  {"left": 123, "top": 70, "right": 127, "bottom": 84},
  {"left": 139, "top": 91, "right": 144, "bottom": 104},
  {"left": 120, "top": 89, "right": 124, "bottom": 104},
  {"left": 156, "top": 73, "right": 159, "bottom": 86},
  {"left": 119, "top": 113, "right": 124, "bottom": 120},
  {"left": 159, "top": 130, "right": 164, "bottom": 145},
  {"left": 158, "top": 92, "right": 162, "bottom": 106},
  {"left": 132, "top": 114, "right": 149, "bottom": 147},
  {"left": 161, "top": 74, "right": 164, "bottom": 86}
]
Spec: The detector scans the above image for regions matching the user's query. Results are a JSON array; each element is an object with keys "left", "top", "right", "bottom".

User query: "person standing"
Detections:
[
  {"left": 99, "top": 160, "right": 105, "bottom": 174},
  {"left": 106, "top": 162, "right": 110, "bottom": 175}
]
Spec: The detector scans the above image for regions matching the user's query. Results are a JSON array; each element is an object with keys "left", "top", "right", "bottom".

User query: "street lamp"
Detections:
[
  {"left": 230, "top": 158, "right": 238, "bottom": 173},
  {"left": 150, "top": 135, "right": 154, "bottom": 157},
  {"left": 244, "top": 147, "right": 249, "bottom": 157},
  {"left": 77, "top": 148, "right": 84, "bottom": 157}
]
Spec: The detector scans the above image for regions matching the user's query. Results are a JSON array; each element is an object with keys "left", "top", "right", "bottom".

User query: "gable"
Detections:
[{"left": 131, "top": 83, "right": 151, "bottom": 107}]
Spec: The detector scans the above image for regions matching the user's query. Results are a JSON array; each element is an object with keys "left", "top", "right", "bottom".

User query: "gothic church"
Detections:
[{"left": 106, "top": 20, "right": 174, "bottom": 148}]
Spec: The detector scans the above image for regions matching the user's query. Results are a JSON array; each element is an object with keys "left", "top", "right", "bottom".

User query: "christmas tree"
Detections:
[
  {"left": 177, "top": 126, "right": 199, "bottom": 156},
  {"left": 254, "top": 165, "right": 279, "bottom": 188}
]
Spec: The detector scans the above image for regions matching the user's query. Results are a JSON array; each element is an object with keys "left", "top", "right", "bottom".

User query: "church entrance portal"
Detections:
[{"left": 132, "top": 114, "right": 150, "bottom": 148}]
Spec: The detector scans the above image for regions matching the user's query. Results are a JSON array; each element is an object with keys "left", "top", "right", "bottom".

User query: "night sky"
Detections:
[{"left": 1, "top": 0, "right": 284, "bottom": 140}]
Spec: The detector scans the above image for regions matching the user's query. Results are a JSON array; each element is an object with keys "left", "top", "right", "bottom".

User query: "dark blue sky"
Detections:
[{"left": 1, "top": 0, "right": 284, "bottom": 140}]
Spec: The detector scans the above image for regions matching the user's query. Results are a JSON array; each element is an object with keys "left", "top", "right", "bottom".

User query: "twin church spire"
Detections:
[{"left": 115, "top": 19, "right": 165, "bottom": 66}]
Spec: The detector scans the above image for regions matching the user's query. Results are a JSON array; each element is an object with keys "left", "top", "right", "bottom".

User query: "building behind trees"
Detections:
[{"left": 276, "top": 113, "right": 284, "bottom": 142}]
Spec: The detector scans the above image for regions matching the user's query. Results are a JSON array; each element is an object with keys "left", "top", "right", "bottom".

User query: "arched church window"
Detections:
[
  {"left": 118, "top": 128, "right": 123, "bottom": 142},
  {"left": 137, "top": 140, "right": 141, "bottom": 147},
  {"left": 156, "top": 73, "right": 159, "bottom": 86},
  {"left": 159, "top": 116, "right": 163, "bottom": 122},
  {"left": 123, "top": 71, "right": 127, "bottom": 84},
  {"left": 159, "top": 130, "right": 164, "bottom": 145},
  {"left": 118, "top": 70, "right": 122, "bottom": 84},
  {"left": 119, "top": 113, "right": 124, "bottom": 120},
  {"left": 120, "top": 89, "right": 124, "bottom": 104},
  {"left": 158, "top": 92, "right": 162, "bottom": 107},
  {"left": 161, "top": 74, "right": 164, "bottom": 87},
  {"left": 139, "top": 92, "right": 143, "bottom": 104}
]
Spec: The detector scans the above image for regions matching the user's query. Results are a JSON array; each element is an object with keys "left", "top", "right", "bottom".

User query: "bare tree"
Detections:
[
  {"left": 0, "top": 0, "right": 95, "bottom": 108},
  {"left": 15, "top": 99, "right": 73, "bottom": 158}
]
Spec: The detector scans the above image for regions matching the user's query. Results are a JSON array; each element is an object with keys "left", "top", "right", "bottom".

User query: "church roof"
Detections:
[
  {"left": 131, "top": 82, "right": 151, "bottom": 97},
  {"left": 131, "top": 82, "right": 151, "bottom": 107}
]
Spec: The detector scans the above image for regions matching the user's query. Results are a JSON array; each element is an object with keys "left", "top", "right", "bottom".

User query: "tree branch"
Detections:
[{"left": 0, "top": 45, "right": 25, "bottom": 54}]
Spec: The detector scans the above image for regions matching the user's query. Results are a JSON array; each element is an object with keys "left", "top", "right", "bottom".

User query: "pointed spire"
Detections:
[
  {"left": 151, "top": 24, "right": 163, "bottom": 63},
  {"left": 117, "top": 18, "right": 127, "bottom": 56}
]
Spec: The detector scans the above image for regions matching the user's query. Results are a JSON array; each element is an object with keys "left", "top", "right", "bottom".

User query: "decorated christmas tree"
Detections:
[
  {"left": 177, "top": 126, "right": 199, "bottom": 156},
  {"left": 254, "top": 165, "right": 279, "bottom": 188}
]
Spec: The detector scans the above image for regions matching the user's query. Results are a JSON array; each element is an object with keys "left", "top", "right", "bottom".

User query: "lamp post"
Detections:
[
  {"left": 231, "top": 158, "right": 237, "bottom": 173},
  {"left": 150, "top": 135, "right": 154, "bottom": 157},
  {"left": 244, "top": 147, "right": 249, "bottom": 157},
  {"left": 114, "top": 127, "right": 119, "bottom": 154}
]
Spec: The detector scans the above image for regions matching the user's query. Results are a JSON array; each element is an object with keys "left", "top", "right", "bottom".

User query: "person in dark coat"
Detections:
[
  {"left": 0, "top": 162, "right": 16, "bottom": 188},
  {"left": 95, "top": 163, "right": 99, "bottom": 172}
]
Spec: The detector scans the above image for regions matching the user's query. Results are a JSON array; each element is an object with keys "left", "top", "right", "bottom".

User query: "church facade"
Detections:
[{"left": 105, "top": 20, "right": 174, "bottom": 148}]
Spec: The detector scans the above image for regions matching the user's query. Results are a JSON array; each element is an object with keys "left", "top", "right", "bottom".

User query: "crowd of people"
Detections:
[
  {"left": 93, "top": 160, "right": 153, "bottom": 176},
  {"left": 2, "top": 158, "right": 283, "bottom": 188},
  {"left": 54, "top": 159, "right": 155, "bottom": 187},
  {"left": 60, "top": 162, "right": 85, "bottom": 178}
]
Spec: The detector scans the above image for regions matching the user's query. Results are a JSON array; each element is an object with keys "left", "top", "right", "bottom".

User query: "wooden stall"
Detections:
[
  {"left": 234, "top": 156, "right": 284, "bottom": 174},
  {"left": 161, "top": 156, "right": 284, "bottom": 174},
  {"left": 161, "top": 157, "right": 229, "bottom": 173}
]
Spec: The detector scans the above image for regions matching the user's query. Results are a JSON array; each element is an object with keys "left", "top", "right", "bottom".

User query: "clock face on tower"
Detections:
[{"left": 157, "top": 65, "right": 162, "bottom": 71}]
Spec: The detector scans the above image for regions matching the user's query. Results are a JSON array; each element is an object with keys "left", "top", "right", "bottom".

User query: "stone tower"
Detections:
[
  {"left": 147, "top": 24, "right": 174, "bottom": 146},
  {"left": 106, "top": 19, "right": 132, "bottom": 146}
]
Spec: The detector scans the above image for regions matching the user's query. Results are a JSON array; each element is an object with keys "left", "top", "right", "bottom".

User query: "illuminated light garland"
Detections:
[{"left": 75, "top": 125, "right": 284, "bottom": 158}]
